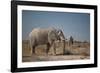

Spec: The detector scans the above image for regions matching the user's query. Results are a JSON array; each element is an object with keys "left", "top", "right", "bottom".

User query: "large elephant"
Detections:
[{"left": 29, "top": 27, "right": 65, "bottom": 55}]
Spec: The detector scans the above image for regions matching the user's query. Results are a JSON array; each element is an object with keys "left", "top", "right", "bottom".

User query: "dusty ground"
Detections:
[
  {"left": 22, "top": 40, "right": 90, "bottom": 62},
  {"left": 22, "top": 55, "right": 89, "bottom": 62}
]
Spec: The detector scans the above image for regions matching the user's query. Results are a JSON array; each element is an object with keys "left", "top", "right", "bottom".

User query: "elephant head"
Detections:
[
  {"left": 57, "top": 29, "right": 65, "bottom": 41},
  {"left": 48, "top": 29, "right": 65, "bottom": 44},
  {"left": 47, "top": 29, "right": 65, "bottom": 55},
  {"left": 56, "top": 29, "right": 65, "bottom": 54}
]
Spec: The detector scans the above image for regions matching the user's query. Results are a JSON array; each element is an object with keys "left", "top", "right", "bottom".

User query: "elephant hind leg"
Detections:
[
  {"left": 46, "top": 43, "right": 50, "bottom": 54},
  {"left": 32, "top": 46, "right": 35, "bottom": 54},
  {"left": 53, "top": 42, "right": 56, "bottom": 55}
]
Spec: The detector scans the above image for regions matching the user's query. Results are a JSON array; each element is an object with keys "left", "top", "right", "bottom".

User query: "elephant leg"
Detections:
[
  {"left": 53, "top": 42, "right": 56, "bottom": 55},
  {"left": 32, "top": 46, "right": 35, "bottom": 54},
  {"left": 63, "top": 40, "right": 65, "bottom": 55},
  {"left": 46, "top": 43, "right": 50, "bottom": 54}
]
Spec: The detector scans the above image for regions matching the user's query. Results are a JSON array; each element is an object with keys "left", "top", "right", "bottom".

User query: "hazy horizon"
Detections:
[{"left": 22, "top": 10, "right": 90, "bottom": 42}]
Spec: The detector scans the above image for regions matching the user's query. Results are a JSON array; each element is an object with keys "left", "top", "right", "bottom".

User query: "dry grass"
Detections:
[
  {"left": 22, "top": 40, "right": 32, "bottom": 56},
  {"left": 22, "top": 40, "right": 90, "bottom": 62}
]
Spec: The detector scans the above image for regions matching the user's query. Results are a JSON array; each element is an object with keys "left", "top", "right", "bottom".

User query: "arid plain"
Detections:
[{"left": 22, "top": 40, "right": 90, "bottom": 62}]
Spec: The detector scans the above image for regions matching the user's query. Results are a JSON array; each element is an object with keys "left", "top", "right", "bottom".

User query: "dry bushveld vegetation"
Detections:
[{"left": 22, "top": 40, "right": 90, "bottom": 62}]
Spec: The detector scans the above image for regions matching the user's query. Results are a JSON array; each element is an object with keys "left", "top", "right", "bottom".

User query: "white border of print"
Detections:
[{"left": 17, "top": 5, "right": 94, "bottom": 68}]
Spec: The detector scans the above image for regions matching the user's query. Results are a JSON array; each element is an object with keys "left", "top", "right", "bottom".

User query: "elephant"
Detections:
[{"left": 29, "top": 27, "right": 65, "bottom": 55}]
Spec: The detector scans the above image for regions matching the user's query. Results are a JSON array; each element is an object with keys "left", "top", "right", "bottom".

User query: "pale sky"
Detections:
[{"left": 22, "top": 10, "right": 90, "bottom": 42}]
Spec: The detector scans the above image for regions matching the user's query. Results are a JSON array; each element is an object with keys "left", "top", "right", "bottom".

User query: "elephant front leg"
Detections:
[
  {"left": 63, "top": 40, "right": 65, "bottom": 55},
  {"left": 53, "top": 42, "right": 56, "bottom": 55},
  {"left": 49, "top": 42, "right": 56, "bottom": 56}
]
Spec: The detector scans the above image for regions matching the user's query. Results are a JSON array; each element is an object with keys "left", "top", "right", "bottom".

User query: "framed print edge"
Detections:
[
  {"left": 94, "top": 6, "right": 98, "bottom": 67},
  {"left": 11, "top": 1, "right": 17, "bottom": 72},
  {"left": 11, "top": 1, "right": 97, "bottom": 72}
]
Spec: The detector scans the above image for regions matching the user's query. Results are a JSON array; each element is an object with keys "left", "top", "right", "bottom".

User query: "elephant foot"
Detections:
[
  {"left": 52, "top": 53, "right": 56, "bottom": 56},
  {"left": 54, "top": 51, "right": 56, "bottom": 56},
  {"left": 46, "top": 50, "right": 50, "bottom": 56},
  {"left": 32, "top": 53, "right": 36, "bottom": 56}
]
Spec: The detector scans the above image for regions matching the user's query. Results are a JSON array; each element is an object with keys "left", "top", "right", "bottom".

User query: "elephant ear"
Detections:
[
  {"left": 57, "top": 29, "right": 65, "bottom": 41},
  {"left": 48, "top": 30, "right": 58, "bottom": 42}
]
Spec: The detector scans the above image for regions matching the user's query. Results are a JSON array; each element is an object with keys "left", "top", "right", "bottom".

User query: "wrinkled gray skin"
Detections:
[{"left": 29, "top": 28, "right": 65, "bottom": 55}]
